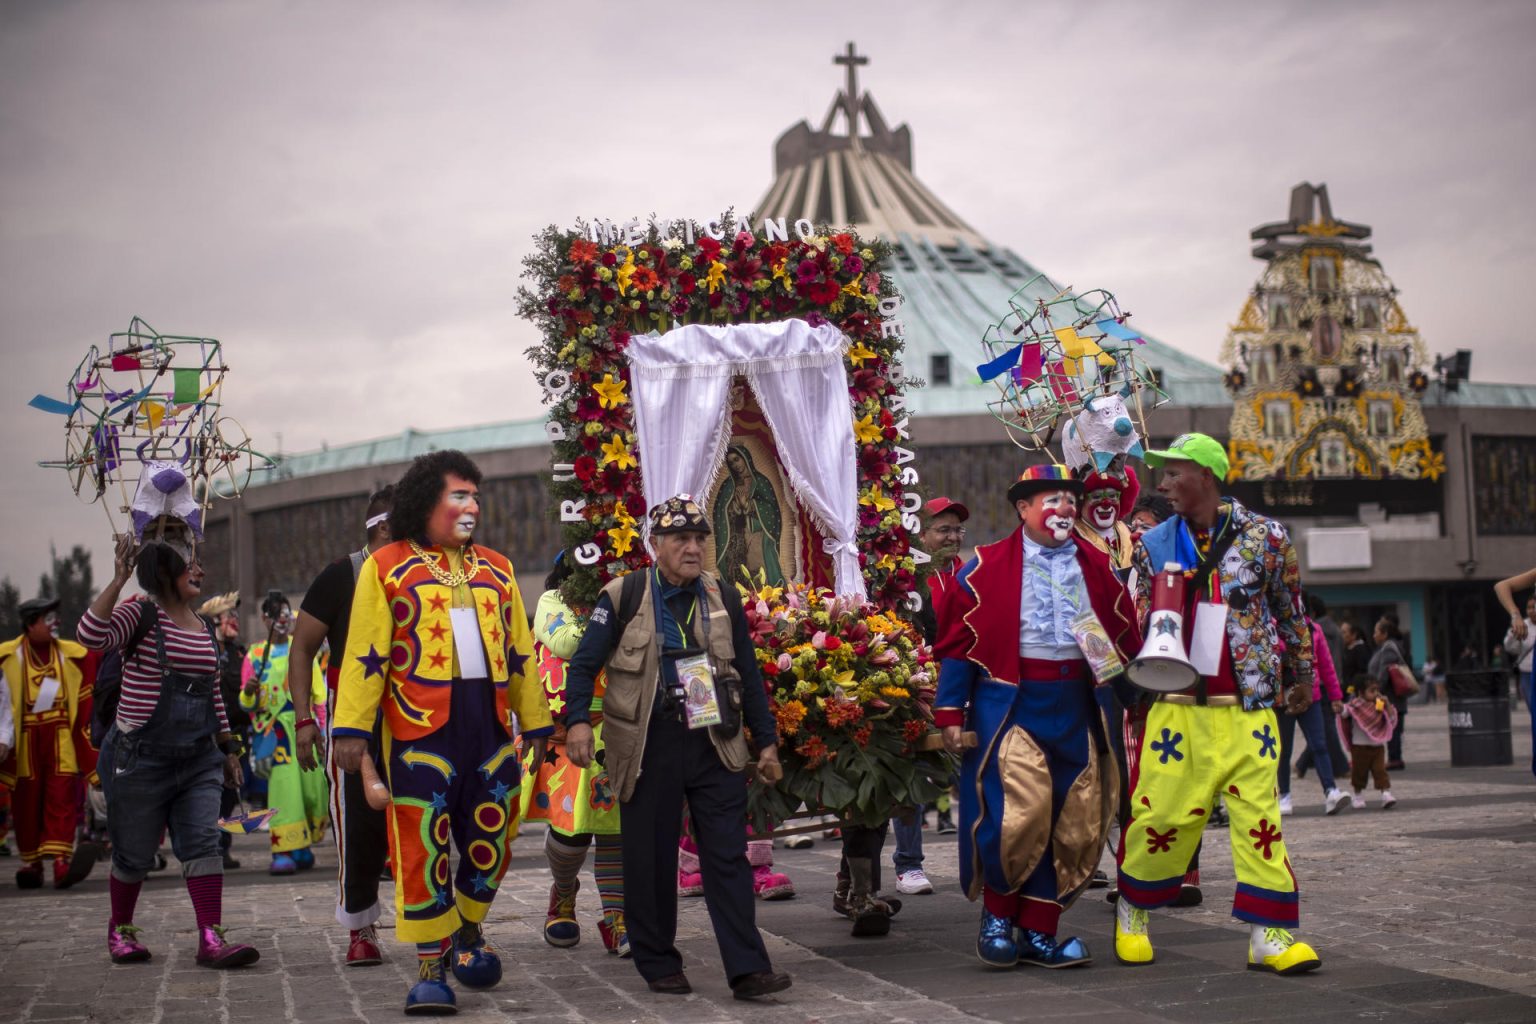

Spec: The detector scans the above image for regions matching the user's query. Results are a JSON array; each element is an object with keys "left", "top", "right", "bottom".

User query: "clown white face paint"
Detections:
[
  {"left": 1085, "top": 487, "right": 1121, "bottom": 534},
  {"left": 429, "top": 473, "right": 480, "bottom": 548},
  {"left": 1021, "top": 489, "right": 1078, "bottom": 547}
]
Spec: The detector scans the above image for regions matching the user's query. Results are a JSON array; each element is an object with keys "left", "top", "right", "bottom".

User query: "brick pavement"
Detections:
[{"left": 2, "top": 703, "right": 1532, "bottom": 1024}]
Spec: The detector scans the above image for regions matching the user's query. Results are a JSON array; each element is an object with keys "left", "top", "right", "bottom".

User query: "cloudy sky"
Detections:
[{"left": 3, "top": 0, "right": 1533, "bottom": 590}]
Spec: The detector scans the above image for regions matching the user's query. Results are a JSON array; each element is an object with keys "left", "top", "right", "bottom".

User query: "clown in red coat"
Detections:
[{"left": 934, "top": 465, "right": 1140, "bottom": 969}]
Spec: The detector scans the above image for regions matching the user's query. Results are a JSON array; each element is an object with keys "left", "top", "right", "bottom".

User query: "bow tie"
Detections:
[{"left": 1028, "top": 538, "right": 1077, "bottom": 560}]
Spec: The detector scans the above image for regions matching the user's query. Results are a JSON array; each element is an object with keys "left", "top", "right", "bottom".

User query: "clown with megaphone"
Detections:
[{"left": 1116, "top": 433, "right": 1322, "bottom": 976}]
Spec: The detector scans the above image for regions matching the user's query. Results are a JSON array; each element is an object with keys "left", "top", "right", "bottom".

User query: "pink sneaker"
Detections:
[
  {"left": 753, "top": 863, "right": 797, "bottom": 900},
  {"left": 108, "top": 922, "right": 152, "bottom": 964},
  {"left": 195, "top": 925, "right": 260, "bottom": 969},
  {"left": 678, "top": 869, "right": 705, "bottom": 896}
]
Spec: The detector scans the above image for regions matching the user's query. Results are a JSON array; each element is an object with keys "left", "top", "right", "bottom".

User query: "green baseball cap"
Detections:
[{"left": 1143, "top": 432, "right": 1230, "bottom": 479}]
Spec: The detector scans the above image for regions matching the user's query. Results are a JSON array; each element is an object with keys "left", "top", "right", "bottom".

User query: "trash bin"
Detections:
[{"left": 1445, "top": 669, "right": 1513, "bottom": 767}]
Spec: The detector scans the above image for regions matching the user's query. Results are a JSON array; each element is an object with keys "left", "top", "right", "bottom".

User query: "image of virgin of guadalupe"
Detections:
[{"left": 713, "top": 444, "right": 785, "bottom": 586}]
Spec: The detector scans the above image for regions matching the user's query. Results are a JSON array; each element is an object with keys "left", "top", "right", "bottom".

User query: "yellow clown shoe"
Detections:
[
  {"left": 1113, "top": 898, "right": 1154, "bottom": 966},
  {"left": 1246, "top": 926, "right": 1321, "bottom": 975}
]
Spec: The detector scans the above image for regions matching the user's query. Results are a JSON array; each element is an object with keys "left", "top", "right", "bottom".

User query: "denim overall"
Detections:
[{"left": 99, "top": 616, "right": 225, "bottom": 883}]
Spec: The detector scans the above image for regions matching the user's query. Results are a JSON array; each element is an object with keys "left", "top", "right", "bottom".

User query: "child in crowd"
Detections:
[{"left": 1338, "top": 679, "right": 1398, "bottom": 809}]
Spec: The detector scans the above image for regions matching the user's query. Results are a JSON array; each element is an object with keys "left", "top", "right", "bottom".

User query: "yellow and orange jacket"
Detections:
[
  {"left": 0, "top": 636, "right": 97, "bottom": 785},
  {"left": 333, "top": 540, "right": 552, "bottom": 743}
]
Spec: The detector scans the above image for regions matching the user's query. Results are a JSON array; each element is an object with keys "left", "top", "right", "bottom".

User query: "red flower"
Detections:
[
  {"left": 795, "top": 259, "right": 819, "bottom": 285},
  {"left": 697, "top": 236, "right": 722, "bottom": 263},
  {"left": 732, "top": 230, "right": 754, "bottom": 252},
  {"left": 762, "top": 242, "right": 789, "bottom": 268},
  {"left": 807, "top": 280, "right": 839, "bottom": 305},
  {"left": 568, "top": 238, "right": 599, "bottom": 264},
  {"left": 574, "top": 395, "right": 604, "bottom": 421},
  {"left": 573, "top": 456, "right": 599, "bottom": 482},
  {"left": 728, "top": 255, "right": 762, "bottom": 284},
  {"left": 831, "top": 233, "right": 855, "bottom": 256},
  {"left": 902, "top": 718, "right": 928, "bottom": 744},
  {"left": 852, "top": 723, "right": 873, "bottom": 748},
  {"left": 631, "top": 266, "right": 660, "bottom": 292},
  {"left": 601, "top": 251, "right": 617, "bottom": 268},
  {"left": 678, "top": 274, "right": 697, "bottom": 294},
  {"left": 580, "top": 433, "right": 602, "bottom": 453},
  {"left": 600, "top": 286, "right": 618, "bottom": 303}
]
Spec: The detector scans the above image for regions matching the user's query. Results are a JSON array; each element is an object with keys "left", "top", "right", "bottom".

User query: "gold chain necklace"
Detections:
[{"left": 409, "top": 540, "right": 479, "bottom": 587}]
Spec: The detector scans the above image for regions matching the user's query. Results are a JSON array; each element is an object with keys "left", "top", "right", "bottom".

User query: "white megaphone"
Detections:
[{"left": 1127, "top": 564, "right": 1200, "bottom": 694}]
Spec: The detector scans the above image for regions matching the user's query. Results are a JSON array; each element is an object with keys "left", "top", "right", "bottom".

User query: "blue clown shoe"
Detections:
[
  {"left": 975, "top": 910, "right": 1019, "bottom": 968},
  {"left": 1015, "top": 928, "right": 1093, "bottom": 968},
  {"left": 404, "top": 957, "right": 456, "bottom": 1016},
  {"left": 291, "top": 847, "right": 315, "bottom": 871},
  {"left": 450, "top": 923, "right": 502, "bottom": 990},
  {"left": 268, "top": 853, "right": 296, "bottom": 876}
]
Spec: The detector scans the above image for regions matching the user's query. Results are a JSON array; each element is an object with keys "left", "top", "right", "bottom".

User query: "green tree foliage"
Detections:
[
  {"left": 36, "top": 545, "right": 95, "bottom": 638},
  {"left": 0, "top": 577, "right": 20, "bottom": 639}
]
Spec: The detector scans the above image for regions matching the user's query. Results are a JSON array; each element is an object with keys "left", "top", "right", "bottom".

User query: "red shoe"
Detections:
[
  {"left": 346, "top": 925, "right": 383, "bottom": 967},
  {"left": 752, "top": 863, "right": 796, "bottom": 901},
  {"left": 52, "top": 857, "right": 70, "bottom": 889},
  {"left": 544, "top": 882, "right": 580, "bottom": 947},
  {"left": 597, "top": 910, "right": 632, "bottom": 958},
  {"left": 678, "top": 870, "right": 704, "bottom": 897}
]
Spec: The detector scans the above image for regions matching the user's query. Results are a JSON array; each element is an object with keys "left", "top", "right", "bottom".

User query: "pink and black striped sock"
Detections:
[
  {"left": 109, "top": 876, "right": 142, "bottom": 925},
  {"left": 185, "top": 874, "right": 223, "bottom": 929}
]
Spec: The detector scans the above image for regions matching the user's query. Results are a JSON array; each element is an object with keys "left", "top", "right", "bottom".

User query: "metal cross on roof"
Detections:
[{"left": 834, "top": 42, "right": 868, "bottom": 136}]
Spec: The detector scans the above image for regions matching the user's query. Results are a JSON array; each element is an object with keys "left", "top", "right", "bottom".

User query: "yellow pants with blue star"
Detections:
[{"left": 1117, "top": 702, "right": 1299, "bottom": 927}]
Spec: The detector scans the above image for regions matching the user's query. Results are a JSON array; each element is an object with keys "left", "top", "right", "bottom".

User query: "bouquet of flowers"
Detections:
[
  {"left": 741, "top": 579, "right": 955, "bottom": 830},
  {"left": 516, "top": 218, "right": 919, "bottom": 613}
]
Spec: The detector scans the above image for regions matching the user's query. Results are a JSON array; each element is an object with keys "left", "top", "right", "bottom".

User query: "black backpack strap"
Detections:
[
  {"left": 616, "top": 569, "right": 646, "bottom": 631},
  {"left": 123, "top": 599, "right": 157, "bottom": 660}
]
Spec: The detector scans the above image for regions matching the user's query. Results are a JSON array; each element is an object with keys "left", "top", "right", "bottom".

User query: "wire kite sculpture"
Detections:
[
  {"left": 976, "top": 274, "right": 1167, "bottom": 467},
  {"left": 30, "top": 316, "right": 273, "bottom": 538}
]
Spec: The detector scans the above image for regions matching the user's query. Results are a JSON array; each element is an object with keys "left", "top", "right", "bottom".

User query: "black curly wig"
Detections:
[{"left": 389, "top": 450, "right": 483, "bottom": 546}]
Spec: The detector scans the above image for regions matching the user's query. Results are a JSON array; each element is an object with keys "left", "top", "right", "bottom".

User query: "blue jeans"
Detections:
[
  {"left": 1276, "top": 700, "right": 1336, "bottom": 796},
  {"left": 100, "top": 727, "right": 225, "bottom": 881},
  {"left": 892, "top": 806, "right": 923, "bottom": 874}
]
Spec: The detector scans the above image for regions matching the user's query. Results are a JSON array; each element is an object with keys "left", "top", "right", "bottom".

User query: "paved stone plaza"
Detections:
[{"left": 2, "top": 704, "right": 1533, "bottom": 1024}]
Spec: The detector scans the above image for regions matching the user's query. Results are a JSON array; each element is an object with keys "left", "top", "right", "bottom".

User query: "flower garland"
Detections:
[
  {"left": 741, "top": 580, "right": 953, "bottom": 829},
  {"left": 516, "top": 218, "right": 919, "bottom": 612}
]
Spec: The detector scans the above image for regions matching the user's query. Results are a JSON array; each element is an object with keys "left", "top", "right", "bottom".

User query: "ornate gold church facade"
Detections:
[{"left": 1221, "top": 183, "right": 1442, "bottom": 483}]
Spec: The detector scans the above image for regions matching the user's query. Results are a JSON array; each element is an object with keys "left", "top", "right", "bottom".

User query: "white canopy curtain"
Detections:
[{"left": 624, "top": 318, "right": 866, "bottom": 600}]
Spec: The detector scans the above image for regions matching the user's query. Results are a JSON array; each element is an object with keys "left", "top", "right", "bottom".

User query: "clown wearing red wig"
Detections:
[{"left": 1073, "top": 466, "right": 1139, "bottom": 571}]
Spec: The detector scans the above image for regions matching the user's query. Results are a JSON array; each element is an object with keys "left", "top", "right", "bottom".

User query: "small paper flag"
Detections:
[
  {"left": 29, "top": 394, "right": 77, "bottom": 415},
  {"left": 139, "top": 401, "right": 166, "bottom": 431},
  {"left": 1015, "top": 342, "right": 1044, "bottom": 386},
  {"left": 172, "top": 368, "right": 201, "bottom": 404},
  {"left": 977, "top": 344, "right": 1023, "bottom": 382},
  {"left": 111, "top": 354, "right": 143, "bottom": 371},
  {"left": 1095, "top": 318, "right": 1145, "bottom": 345},
  {"left": 1048, "top": 363, "right": 1079, "bottom": 403},
  {"left": 218, "top": 807, "right": 278, "bottom": 835}
]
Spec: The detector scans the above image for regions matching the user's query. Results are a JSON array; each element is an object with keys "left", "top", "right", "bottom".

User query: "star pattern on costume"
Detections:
[
  {"left": 592, "top": 373, "right": 628, "bottom": 409},
  {"left": 547, "top": 693, "right": 566, "bottom": 715},
  {"left": 428, "top": 649, "right": 449, "bottom": 671},
  {"left": 1252, "top": 724, "right": 1277, "bottom": 759},
  {"left": 506, "top": 647, "right": 529, "bottom": 679},
  {"left": 1249, "top": 818, "right": 1282, "bottom": 860},
  {"left": 427, "top": 622, "right": 448, "bottom": 643},
  {"left": 489, "top": 780, "right": 512, "bottom": 804},
  {"left": 468, "top": 874, "right": 494, "bottom": 896},
  {"left": 435, "top": 890, "right": 452, "bottom": 908},
  {"left": 356, "top": 645, "right": 387, "bottom": 679},
  {"left": 480, "top": 597, "right": 496, "bottom": 617},
  {"left": 457, "top": 951, "right": 476, "bottom": 967},
  {"left": 1150, "top": 728, "right": 1184, "bottom": 765},
  {"left": 1145, "top": 825, "right": 1178, "bottom": 854},
  {"left": 429, "top": 792, "right": 449, "bottom": 812},
  {"left": 427, "top": 593, "right": 449, "bottom": 613},
  {"left": 489, "top": 625, "right": 502, "bottom": 646},
  {"left": 543, "top": 745, "right": 561, "bottom": 766},
  {"left": 493, "top": 655, "right": 504, "bottom": 674}
]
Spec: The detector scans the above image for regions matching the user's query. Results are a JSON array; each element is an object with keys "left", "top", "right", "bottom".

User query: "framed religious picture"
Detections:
[
  {"left": 1319, "top": 436, "right": 1350, "bottom": 477},
  {"left": 704, "top": 434, "right": 802, "bottom": 588}
]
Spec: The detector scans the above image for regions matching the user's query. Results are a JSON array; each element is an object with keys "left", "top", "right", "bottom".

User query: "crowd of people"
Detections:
[{"left": 2, "top": 434, "right": 1533, "bottom": 1015}]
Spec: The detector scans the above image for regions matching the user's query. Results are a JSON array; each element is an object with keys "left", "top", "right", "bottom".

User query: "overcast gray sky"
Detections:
[{"left": 3, "top": 0, "right": 1533, "bottom": 591}]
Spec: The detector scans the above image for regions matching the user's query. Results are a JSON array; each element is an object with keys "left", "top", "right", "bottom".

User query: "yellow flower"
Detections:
[
  {"left": 1419, "top": 448, "right": 1446, "bottom": 481},
  {"left": 615, "top": 252, "right": 636, "bottom": 296},
  {"left": 829, "top": 668, "right": 855, "bottom": 688},
  {"left": 613, "top": 500, "right": 637, "bottom": 529},
  {"left": 860, "top": 484, "right": 895, "bottom": 512},
  {"left": 841, "top": 274, "right": 863, "bottom": 297},
  {"left": 593, "top": 373, "right": 628, "bottom": 409},
  {"left": 847, "top": 341, "right": 877, "bottom": 367},
  {"left": 609, "top": 523, "right": 639, "bottom": 557},
  {"left": 853, "top": 413, "right": 883, "bottom": 444},
  {"left": 880, "top": 686, "right": 910, "bottom": 699},
  {"left": 600, "top": 433, "right": 636, "bottom": 469},
  {"left": 706, "top": 260, "right": 727, "bottom": 294}
]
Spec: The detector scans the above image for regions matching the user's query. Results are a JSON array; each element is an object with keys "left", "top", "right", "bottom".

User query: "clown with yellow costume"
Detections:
[{"left": 334, "top": 450, "right": 552, "bottom": 1016}]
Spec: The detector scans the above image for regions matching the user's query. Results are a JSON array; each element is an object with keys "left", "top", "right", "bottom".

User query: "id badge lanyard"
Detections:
[{"left": 652, "top": 570, "right": 716, "bottom": 728}]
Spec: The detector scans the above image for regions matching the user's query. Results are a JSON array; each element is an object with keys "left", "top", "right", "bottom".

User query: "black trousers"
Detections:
[
  {"left": 839, "top": 823, "right": 889, "bottom": 890},
  {"left": 619, "top": 714, "right": 770, "bottom": 984}
]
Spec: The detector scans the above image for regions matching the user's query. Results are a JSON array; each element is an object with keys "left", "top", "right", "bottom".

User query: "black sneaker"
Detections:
[{"left": 936, "top": 813, "right": 958, "bottom": 835}]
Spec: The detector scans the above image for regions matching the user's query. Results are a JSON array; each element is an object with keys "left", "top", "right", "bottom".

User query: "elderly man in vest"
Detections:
[
  {"left": 564, "top": 495, "right": 791, "bottom": 1002},
  {"left": 0, "top": 597, "right": 98, "bottom": 889}
]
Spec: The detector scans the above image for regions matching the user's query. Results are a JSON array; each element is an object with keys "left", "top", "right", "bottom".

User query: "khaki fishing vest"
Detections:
[{"left": 598, "top": 572, "right": 751, "bottom": 803}]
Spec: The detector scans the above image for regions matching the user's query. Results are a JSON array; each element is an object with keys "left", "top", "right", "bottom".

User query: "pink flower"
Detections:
[{"left": 776, "top": 653, "right": 792, "bottom": 672}]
